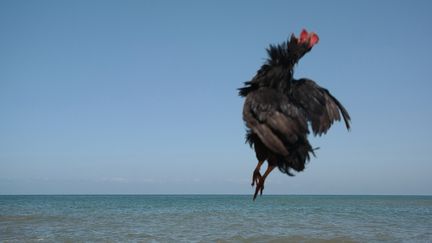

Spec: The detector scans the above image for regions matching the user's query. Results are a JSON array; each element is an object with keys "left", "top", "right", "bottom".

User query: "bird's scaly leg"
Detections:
[
  {"left": 253, "top": 164, "right": 275, "bottom": 200},
  {"left": 251, "top": 160, "right": 264, "bottom": 186}
]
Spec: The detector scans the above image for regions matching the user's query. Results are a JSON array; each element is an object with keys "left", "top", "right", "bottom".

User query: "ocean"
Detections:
[{"left": 0, "top": 195, "right": 431, "bottom": 242}]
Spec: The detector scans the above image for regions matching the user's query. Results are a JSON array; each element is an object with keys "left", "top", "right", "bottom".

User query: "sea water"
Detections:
[{"left": 1, "top": 195, "right": 431, "bottom": 242}]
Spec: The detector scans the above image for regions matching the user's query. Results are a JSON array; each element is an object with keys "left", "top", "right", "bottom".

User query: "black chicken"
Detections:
[{"left": 239, "top": 29, "right": 351, "bottom": 200}]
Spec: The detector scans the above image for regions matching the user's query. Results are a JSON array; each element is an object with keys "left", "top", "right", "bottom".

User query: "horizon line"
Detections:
[{"left": 1, "top": 193, "right": 431, "bottom": 197}]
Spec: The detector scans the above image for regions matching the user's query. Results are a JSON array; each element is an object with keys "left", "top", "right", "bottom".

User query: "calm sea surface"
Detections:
[{"left": 0, "top": 195, "right": 431, "bottom": 242}]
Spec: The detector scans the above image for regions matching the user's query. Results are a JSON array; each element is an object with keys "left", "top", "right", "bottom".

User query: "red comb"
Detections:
[
  {"left": 309, "top": 32, "right": 319, "bottom": 47},
  {"left": 299, "top": 29, "right": 309, "bottom": 44}
]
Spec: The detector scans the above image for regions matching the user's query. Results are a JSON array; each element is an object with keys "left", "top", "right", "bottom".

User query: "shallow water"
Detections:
[{"left": 1, "top": 195, "right": 431, "bottom": 242}]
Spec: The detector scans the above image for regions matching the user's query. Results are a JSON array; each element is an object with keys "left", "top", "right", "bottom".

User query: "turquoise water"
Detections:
[{"left": 1, "top": 195, "right": 431, "bottom": 242}]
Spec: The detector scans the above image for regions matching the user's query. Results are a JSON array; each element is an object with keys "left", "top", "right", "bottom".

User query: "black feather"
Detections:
[{"left": 239, "top": 33, "right": 351, "bottom": 177}]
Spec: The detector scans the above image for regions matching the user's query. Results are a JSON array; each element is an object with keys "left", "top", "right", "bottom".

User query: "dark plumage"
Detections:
[{"left": 239, "top": 29, "right": 351, "bottom": 200}]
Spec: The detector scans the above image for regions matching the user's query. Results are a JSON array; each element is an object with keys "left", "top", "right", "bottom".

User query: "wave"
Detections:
[{"left": 212, "top": 235, "right": 359, "bottom": 243}]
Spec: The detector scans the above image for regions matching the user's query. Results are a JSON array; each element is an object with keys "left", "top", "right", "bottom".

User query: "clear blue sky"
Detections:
[{"left": 1, "top": 0, "right": 431, "bottom": 195}]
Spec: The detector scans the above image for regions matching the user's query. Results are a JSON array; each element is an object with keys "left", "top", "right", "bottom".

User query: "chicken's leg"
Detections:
[
  {"left": 251, "top": 160, "right": 264, "bottom": 186},
  {"left": 253, "top": 164, "right": 275, "bottom": 200}
]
